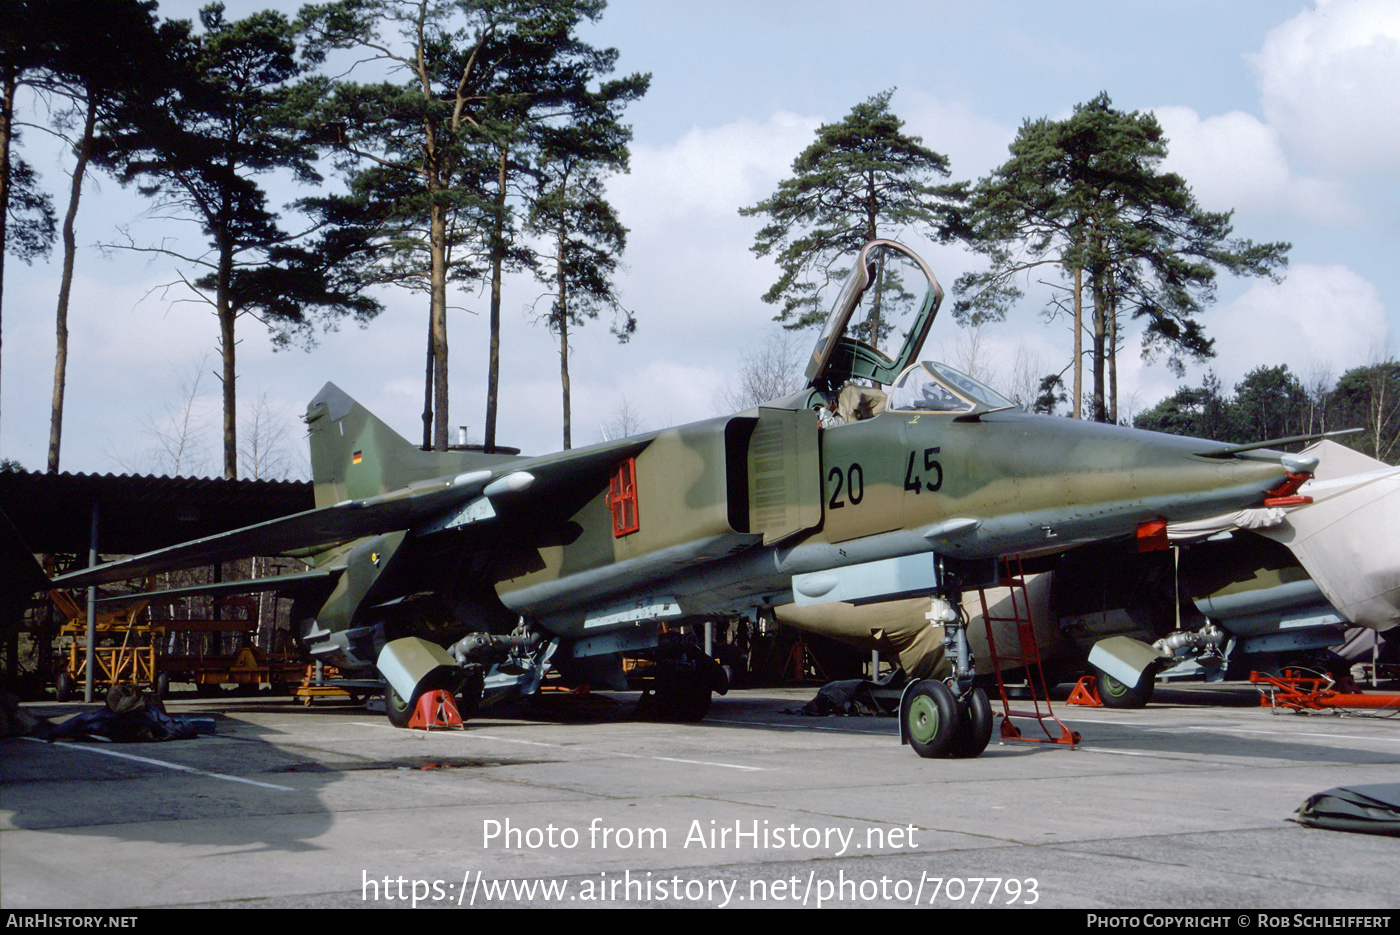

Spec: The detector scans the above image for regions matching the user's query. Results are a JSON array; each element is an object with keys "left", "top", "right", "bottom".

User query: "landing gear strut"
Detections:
[
  {"left": 632, "top": 628, "right": 726, "bottom": 723},
  {"left": 900, "top": 582, "right": 994, "bottom": 759}
]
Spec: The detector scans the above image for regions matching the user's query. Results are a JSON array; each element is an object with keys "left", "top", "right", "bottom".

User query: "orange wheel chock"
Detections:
[
  {"left": 1067, "top": 676, "right": 1104, "bottom": 707},
  {"left": 407, "top": 690, "right": 464, "bottom": 730}
]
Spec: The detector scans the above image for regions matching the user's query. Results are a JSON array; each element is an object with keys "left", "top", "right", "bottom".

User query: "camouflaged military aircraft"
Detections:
[{"left": 50, "top": 240, "right": 1322, "bottom": 758}]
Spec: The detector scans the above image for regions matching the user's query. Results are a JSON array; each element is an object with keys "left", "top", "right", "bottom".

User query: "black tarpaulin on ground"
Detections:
[
  {"left": 1296, "top": 784, "right": 1400, "bottom": 836},
  {"left": 41, "top": 685, "right": 214, "bottom": 743},
  {"left": 790, "top": 678, "right": 904, "bottom": 716}
]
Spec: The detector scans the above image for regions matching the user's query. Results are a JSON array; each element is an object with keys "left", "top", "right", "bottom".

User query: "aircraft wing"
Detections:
[
  {"left": 53, "top": 437, "right": 652, "bottom": 591},
  {"left": 90, "top": 567, "right": 342, "bottom": 604}
]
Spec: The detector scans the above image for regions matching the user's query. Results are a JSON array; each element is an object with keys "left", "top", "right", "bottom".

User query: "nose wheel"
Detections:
[
  {"left": 948, "top": 685, "right": 993, "bottom": 758},
  {"left": 899, "top": 582, "right": 995, "bottom": 758},
  {"left": 901, "top": 679, "right": 960, "bottom": 757},
  {"left": 900, "top": 680, "right": 994, "bottom": 758}
]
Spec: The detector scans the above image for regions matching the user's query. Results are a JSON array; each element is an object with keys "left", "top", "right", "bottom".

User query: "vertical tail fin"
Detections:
[{"left": 304, "top": 384, "right": 518, "bottom": 509}]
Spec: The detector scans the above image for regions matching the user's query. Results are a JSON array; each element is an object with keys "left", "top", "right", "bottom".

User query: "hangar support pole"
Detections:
[{"left": 83, "top": 500, "right": 98, "bottom": 703}]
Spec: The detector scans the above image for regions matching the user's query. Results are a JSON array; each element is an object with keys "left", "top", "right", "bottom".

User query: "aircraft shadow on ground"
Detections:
[{"left": 3, "top": 701, "right": 339, "bottom": 852}]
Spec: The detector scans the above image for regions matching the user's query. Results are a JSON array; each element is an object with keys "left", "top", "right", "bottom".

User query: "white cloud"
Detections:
[
  {"left": 1251, "top": 0, "right": 1400, "bottom": 174},
  {"left": 1205, "top": 264, "right": 1388, "bottom": 390},
  {"left": 900, "top": 91, "right": 1015, "bottom": 182},
  {"left": 1153, "top": 106, "right": 1357, "bottom": 224},
  {"left": 611, "top": 112, "right": 820, "bottom": 228}
]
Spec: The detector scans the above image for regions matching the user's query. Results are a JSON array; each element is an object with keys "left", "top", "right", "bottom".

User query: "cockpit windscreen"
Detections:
[{"left": 885, "top": 361, "right": 1018, "bottom": 413}]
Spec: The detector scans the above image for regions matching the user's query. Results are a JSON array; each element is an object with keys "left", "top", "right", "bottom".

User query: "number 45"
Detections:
[{"left": 904, "top": 447, "right": 942, "bottom": 493}]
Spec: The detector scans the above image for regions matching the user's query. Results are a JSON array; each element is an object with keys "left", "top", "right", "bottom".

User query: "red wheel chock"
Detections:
[
  {"left": 1067, "top": 676, "right": 1103, "bottom": 707},
  {"left": 407, "top": 690, "right": 464, "bottom": 729}
]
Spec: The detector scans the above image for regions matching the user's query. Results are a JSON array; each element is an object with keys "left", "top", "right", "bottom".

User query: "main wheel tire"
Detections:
[
  {"left": 664, "top": 670, "right": 713, "bottom": 722},
  {"left": 384, "top": 684, "right": 417, "bottom": 728},
  {"left": 155, "top": 673, "right": 171, "bottom": 700},
  {"left": 1095, "top": 667, "right": 1154, "bottom": 709},
  {"left": 948, "top": 686, "right": 994, "bottom": 759},
  {"left": 902, "top": 679, "right": 962, "bottom": 758},
  {"left": 54, "top": 673, "right": 76, "bottom": 702},
  {"left": 641, "top": 669, "right": 712, "bottom": 722}
]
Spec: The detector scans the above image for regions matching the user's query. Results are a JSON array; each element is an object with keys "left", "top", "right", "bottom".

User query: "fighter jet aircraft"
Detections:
[{"left": 47, "top": 240, "right": 1319, "bottom": 758}]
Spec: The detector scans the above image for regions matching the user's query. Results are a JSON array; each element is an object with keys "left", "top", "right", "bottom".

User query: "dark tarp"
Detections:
[
  {"left": 41, "top": 685, "right": 214, "bottom": 743},
  {"left": 1296, "top": 784, "right": 1400, "bottom": 836},
  {"left": 791, "top": 678, "right": 905, "bottom": 716}
]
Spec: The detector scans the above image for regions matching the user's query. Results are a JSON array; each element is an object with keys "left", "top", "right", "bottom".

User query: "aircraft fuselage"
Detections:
[{"left": 488, "top": 403, "right": 1300, "bottom": 638}]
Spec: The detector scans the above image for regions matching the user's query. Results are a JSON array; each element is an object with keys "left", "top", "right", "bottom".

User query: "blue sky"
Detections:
[{"left": 3, "top": 0, "right": 1397, "bottom": 476}]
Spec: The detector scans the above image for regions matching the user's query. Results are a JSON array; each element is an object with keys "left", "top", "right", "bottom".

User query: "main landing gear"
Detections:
[{"left": 1092, "top": 665, "right": 1154, "bottom": 709}]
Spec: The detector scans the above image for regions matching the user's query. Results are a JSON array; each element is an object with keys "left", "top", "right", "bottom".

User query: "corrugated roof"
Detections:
[{"left": 0, "top": 470, "right": 314, "bottom": 556}]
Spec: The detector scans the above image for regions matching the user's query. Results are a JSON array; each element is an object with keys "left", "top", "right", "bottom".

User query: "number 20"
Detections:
[{"left": 828, "top": 462, "right": 864, "bottom": 509}]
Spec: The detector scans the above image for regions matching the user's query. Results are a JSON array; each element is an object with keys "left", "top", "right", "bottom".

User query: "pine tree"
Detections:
[
  {"left": 1133, "top": 373, "right": 1231, "bottom": 440},
  {"left": 31, "top": 0, "right": 183, "bottom": 474},
  {"left": 303, "top": 0, "right": 644, "bottom": 451},
  {"left": 0, "top": 0, "right": 59, "bottom": 437},
  {"left": 1231, "top": 365, "right": 1310, "bottom": 443},
  {"left": 740, "top": 90, "right": 965, "bottom": 335},
  {"left": 957, "top": 94, "right": 1288, "bottom": 423},
  {"left": 525, "top": 71, "right": 646, "bottom": 449},
  {"left": 1332, "top": 361, "right": 1400, "bottom": 463},
  {"left": 97, "top": 4, "right": 377, "bottom": 478}
]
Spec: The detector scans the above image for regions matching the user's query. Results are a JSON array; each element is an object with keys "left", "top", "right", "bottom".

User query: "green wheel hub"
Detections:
[{"left": 907, "top": 694, "right": 941, "bottom": 745}]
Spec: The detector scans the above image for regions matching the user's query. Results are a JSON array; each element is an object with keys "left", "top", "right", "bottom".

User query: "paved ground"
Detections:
[{"left": 3, "top": 684, "right": 1399, "bottom": 909}]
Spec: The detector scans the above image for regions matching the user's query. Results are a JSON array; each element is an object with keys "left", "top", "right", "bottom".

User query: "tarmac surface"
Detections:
[{"left": 3, "top": 682, "right": 1400, "bottom": 909}]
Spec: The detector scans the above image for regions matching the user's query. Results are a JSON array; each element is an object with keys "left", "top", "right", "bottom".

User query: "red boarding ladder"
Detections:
[{"left": 977, "top": 556, "right": 1079, "bottom": 748}]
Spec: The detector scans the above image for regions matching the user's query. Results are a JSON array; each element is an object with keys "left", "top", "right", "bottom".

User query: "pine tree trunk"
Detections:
[
  {"left": 49, "top": 92, "right": 97, "bottom": 474},
  {"left": 1072, "top": 265, "right": 1082, "bottom": 419},
  {"left": 430, "top": 197, "right": 449, "bottom": 451},
  {"left": 558, "top": 218, "right": 571, "bottom": 450},
  {"left": 1092, "top": 273, "right": 1107, "bottom": 423},
  {"left": 485, "top": 146, "right": 506, "bottom": 451},
  {"left": 422, "top": 313, "right": 433, "bottom": 449},
  {"left": 1108, "top": 292, "right": 1119, "bottom": 425},
  {"left": 0, "top": 68, "right": 13, "bottom": 434},
  {"left": 218, "top": 243, "right": 237, "bottom": 479}
]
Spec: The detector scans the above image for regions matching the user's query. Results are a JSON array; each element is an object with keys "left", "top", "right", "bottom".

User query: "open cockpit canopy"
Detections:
[{"left": 803, "top": 240, "right": 944, "bottom": 392}]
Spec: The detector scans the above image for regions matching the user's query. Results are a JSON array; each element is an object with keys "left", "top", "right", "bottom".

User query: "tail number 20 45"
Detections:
[{"left": 827, "top": 448, "right": 944, "bottom": 511}]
